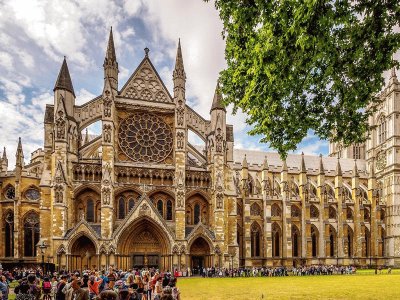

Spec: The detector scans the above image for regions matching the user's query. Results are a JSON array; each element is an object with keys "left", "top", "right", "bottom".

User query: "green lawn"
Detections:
[{"left": 178, "top": 272, "right": 400, "bottom": 300}]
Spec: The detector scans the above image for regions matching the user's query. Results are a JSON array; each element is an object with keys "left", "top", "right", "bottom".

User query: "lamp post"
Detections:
[{"left": 36, "top": 240, "right": 48, "bottom": 276}]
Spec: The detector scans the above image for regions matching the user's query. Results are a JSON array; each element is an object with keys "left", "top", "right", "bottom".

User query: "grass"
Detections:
[{"left": 178, "top": 272, "right": 400, "bottom": 300}]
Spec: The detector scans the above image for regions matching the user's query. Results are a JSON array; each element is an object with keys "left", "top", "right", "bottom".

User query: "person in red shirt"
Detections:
[{"left": 88, "top": 275, "right": 103, "bottom": 300}]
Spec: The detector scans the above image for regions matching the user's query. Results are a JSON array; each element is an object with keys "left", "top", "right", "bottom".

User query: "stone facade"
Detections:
[{"left": 0, "top": 29, "right": 399, "bottom": 271}]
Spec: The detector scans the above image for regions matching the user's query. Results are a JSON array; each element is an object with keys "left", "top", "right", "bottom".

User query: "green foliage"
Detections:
[{"left": 206, "top": 0, "right": 400, "bottom": 157}]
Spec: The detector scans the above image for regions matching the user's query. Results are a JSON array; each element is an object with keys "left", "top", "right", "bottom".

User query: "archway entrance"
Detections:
[
  {"left": 190, "top": 237, "right": 211, "bottom": 275},
  {"left": 70, "top": 235, "right": 97, "bottom": 271},
  {"left": 117, "top": 218, "right": 171, "bottom": 270}
]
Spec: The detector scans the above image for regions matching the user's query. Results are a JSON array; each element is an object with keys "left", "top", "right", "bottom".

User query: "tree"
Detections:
[{"left": 206, "top": 0, "right": 400, "bottom": 157}]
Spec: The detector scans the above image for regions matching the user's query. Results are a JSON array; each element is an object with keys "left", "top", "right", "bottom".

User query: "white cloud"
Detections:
[
  {"left": 76, "top": 88, "right": 97, "bottom": 105},
  {"left": 0, "top": 52, "right": 13, "bottom": 71}
]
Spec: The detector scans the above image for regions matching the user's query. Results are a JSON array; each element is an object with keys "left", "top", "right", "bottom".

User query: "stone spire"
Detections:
[
  {"left": 300, "top": 152, "right": 306, "bottom": 173},
  {"left": 336, "top": 157, "right": 342, "bottom": 176},
  {"left": 319, "top": 154, "right": 325, "bottom": 175},
  {"left": 106, "top": 27, "right": 116, "bottom": 62},
  {"left": 173, "top": 39, "right": 186, "bottom": 90},
  {"left": 262, "top": 156, "right": 269, "bottom": 170},
  {"left": 1, "top": 147, "right": 8, "bottom": 171},
  {"left": 15, "top": 137, "right": 24, "bottom": 167},
  {"left": 174, "top": 39, "right": 185, "bottom": 76},
  {"left": 210, "top": 81, "right": 226, "bottom": 113},
  {"left": 103, "top": 27, "right": 118, "bottom": 90},
  {"left": 54, "top": 57, "right": 75, "bottom": 97}
]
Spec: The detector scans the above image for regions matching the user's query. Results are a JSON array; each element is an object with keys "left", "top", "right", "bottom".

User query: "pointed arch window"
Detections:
[
  {"left": 378, "top": 116, "right": 387, "bottom": 144},
  {"left": 272, "top": 223, "right": 281, "bottom": 257},
  {"left": 5, "top": 212, "right": 14, "bottom": 257},
  {"left": 329, "top": 206, "right": 337, "bottom": 219},
  {"left": 292, "top": 225, "right": 300, "bottom": 257},
  {"left": 251, "top": 222, "right": 261, "bottom": 257},
  {"left": 347, "top": 227, "right": 353, "bottom": 257},
  {"left": 329, "top": 226, "right": 336, "bottom": 257},
  {"left": 24, "top": 212, "right": 40, "bottom": 257},
  {"left": 194, "top": 203, "right": 201, "bottom": 224},
  {"left": 128, "top": 198, "right": 135, "bottom": 211},
  {"left": 157, "top": 200, "right": 164, "bottom": 217},
  {"left": 118, "top": 197, "right": 126, "bottom": 219},
  {"left": 271, "top": 204, "right": 281, "bottom": 217},
  {"left": 310, "top": 205, "right": 319, "bottom": 219},
  {"left": 86, "top": 199, "right": 95, "bottom": 222},
  {"left": 311, "top": 225, "right": 318, "bottom": 257},
  {"left": 166, "top": 200, "right": 173, "bottom": 220}
]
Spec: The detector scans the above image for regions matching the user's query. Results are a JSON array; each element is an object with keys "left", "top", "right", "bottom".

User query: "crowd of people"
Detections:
[
  {"left": 0, "top": 264, "right": 393, "bottom": 300},
  {"left": 0, "top": 267, "right": 180, "bottom": 300},
  {"left": 196, "top": 265, "right": 360, "bottom": 278}
]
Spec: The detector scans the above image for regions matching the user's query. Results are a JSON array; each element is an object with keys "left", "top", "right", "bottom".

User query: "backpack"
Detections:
[{"left": 43, "top": 281, "right": 52, "bottom": 290}]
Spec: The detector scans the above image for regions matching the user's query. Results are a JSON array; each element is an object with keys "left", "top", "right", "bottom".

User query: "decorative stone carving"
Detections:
[
  {"left": 216, "top": 172, "right": 223, "bottom": 192},
  {"left": 215, "top": 128, "right": 224, "bottom": 153},
  {"left": 250, "top": 203, "right": 262, "bottom": 216},
  {"left": 376, "top": 151, "right": 386, "bottom": 170},
  {"left": 177, "top": 170, "right": 184, "bottom": 189},
  {"left": 216, "top": 193, "right": 223, "bottom": 209},
  {"left": 54, "top": 185, "right": 64, "bottom": 203},
  {"left": 177, "top": 191, "right": 185, "bottom": 208},
  {"left": 103, "top": 124, "right": 112, "bottom": 143},
  {"left": 102, "top": 187, "right": 111, "bottom": 205},
  {"left": 177, "top": 131, "right": 184, "bottom": 149},
  {"left": 103, "top": 92, "right": 112, "bottom": 117},
  {"left": 139, "top": 203, "right": 150, "bottom": 216},
  {"left": 55, "top": 110, "right": 66, "bottom": 139},
  {"left": 176, "top": 100, "right": 185, "bottom": 126}
]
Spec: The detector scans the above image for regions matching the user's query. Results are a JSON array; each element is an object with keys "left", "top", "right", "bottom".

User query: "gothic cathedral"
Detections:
[{"left": 1, "top": 29, "right": 399, "bottom": 271}]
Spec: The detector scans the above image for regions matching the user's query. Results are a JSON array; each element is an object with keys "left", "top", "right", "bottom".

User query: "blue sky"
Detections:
[{"left": 6, "top": 0, "right": 396, "bottom": 167}]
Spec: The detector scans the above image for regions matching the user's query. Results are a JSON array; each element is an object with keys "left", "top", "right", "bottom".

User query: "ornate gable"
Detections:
[{"left": 119, "top": 56, "right": 173, "bottom": 103}]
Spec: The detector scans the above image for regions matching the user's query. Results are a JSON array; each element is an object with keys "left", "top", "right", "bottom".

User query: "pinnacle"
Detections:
[
  {"left": 210, "top": 81, "right": 226, "bottom": 113},
  {"left": 106, "top": 27, "right": 117, "bottom": 62},
  {"left": 242, "top": 154, "right": 248, "bottom": 168},
  {"left": 2, "top": 147, "right": 6, "bottom": 160},
  {"left": 173, "top": 39, "right": 186, "bottom": 80},
  {"left": 54, "top": 57, "right": 75, "bottom": 97},
  {"left": 353, "top": 159, "right": 359, "bottom": 177},
  {"left": 300, "top": 152, "right": 306, "bottom": 173},
  {"left": 319, "top": 154, "right": 325, "bottom": 175},
  {"left": 263, "top": 156, "right": 269, "bottom": 170},
  {"left": 281, "top": 159, "right": 288, "bottom": 172},
  {"left": 336, "top": 157, "right": 342, "bottom": 176}
]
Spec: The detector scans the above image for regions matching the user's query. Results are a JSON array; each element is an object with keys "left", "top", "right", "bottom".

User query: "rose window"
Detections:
[
  {"left": 5, "top": 186, "right": 15, "bottom": 200},
  {"left": 118, "top": 113, "right": 173, "bottom": 162}
]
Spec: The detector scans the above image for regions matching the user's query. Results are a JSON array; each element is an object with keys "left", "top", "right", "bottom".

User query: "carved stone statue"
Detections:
[
  {"left": 103, "top": 124, "right": 112, "bottom": 143},
  {"left": 215, "top": 128, "right": 224, "bottom": 153},
  {"left": 102, "top": 187, "right": 111, "bottom": 205},
  {"left": 103, "top": 94, "right": 112, "bottom": 118},
  {"left": 176, "top": 102, "right": 185, "bottom": 126},
  {"left": 56, "top": 110, "right": 66, "bottom": 139}
]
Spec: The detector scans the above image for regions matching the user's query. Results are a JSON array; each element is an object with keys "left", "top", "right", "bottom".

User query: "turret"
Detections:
[
  {"left": 103, "top": 27, "right": 118, "bottom": 91},
  {"left": 54, "top": 57, "right": 75, "bottom": 116}
]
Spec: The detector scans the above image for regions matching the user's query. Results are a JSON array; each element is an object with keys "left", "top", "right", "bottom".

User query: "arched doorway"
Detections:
[
  {"left": 189, "top": 237, "right": 211, "bottom": 275},
  {"left": 70, "top": 235, "right": 97, "bottom": 271},
  {"left": 117, "top": 218, "right": 171, "bottom": 271}
]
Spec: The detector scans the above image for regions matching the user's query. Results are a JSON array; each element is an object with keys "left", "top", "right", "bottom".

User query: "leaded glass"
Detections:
[{"left": 25, "top": 188, "right": 40, "bottom": 201}]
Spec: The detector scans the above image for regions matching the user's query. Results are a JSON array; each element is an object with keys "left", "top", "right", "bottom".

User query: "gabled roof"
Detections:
[{"left": 119, "top": 52, "right": 173, "bottom": 103}]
